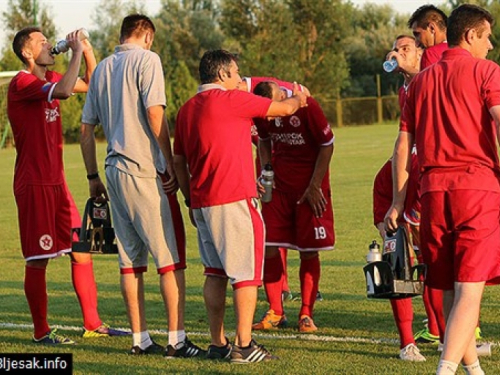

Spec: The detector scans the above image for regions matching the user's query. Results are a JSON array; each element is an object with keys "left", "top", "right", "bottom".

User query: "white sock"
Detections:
[
  {"left": 463, "top": 360, "right": 484, "bottom": 375},
  {"left": 168, "top": 330, "right": 186, "bottom": 348},
  {"left": 132, "top": 331, "right": 152, "bottom": 349},
  {"left": 436, "top": 360, "right": 458, "bottom": 375}
]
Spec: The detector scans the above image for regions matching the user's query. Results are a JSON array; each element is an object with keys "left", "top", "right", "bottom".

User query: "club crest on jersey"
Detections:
[
  {"left": 39, "top": 234, "right": 53, "bottom": 251},
  {"left": 290, "top": 115, "right": 301, "bottom": 127},
  {"left": 45, "top": 107, "right": 60, "bottom": 123},
  {"left": 93, "top": 207, "right": 108, "bottom": 220}
]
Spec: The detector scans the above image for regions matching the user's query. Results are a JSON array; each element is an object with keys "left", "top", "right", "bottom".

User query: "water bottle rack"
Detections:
[{"left": 363, "top": 226, "right": 426, "bottom": 299}]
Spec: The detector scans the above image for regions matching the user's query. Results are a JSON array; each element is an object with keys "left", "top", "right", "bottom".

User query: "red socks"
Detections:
[
  {"left": 72, "top": 261, "right": 102, "bottom": 331},
  {"left": 426, "top": 287, "right": 446, "bottom": 341},
  {"left": 25, "top": 265, "right": 50, "bottom": 339},
  {"left": 299, "top": 255, "right": 320, "bottom": 317},
  {"left": 390, "top": 298, "right": 415, "bottom": 348},
  {"left": 263, "top": 255, "right": 284, "bottom": 316}
]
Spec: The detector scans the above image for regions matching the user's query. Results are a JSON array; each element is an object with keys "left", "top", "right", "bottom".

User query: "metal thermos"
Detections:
[{"left": 260, "top": 163, "right": 274, "bottom": 203}]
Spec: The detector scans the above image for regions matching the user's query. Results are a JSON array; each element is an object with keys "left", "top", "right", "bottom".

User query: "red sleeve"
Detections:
[
  {"left": 305, "top": 97, "right": 334, "bottom": 145},
  {"left": 373, "top": 160, "right": 393, "bottom": 225},
  {"left": 9, "top": 71, "right": 60, "bottom": 102}
]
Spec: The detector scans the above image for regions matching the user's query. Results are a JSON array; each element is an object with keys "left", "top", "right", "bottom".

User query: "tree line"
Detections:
[{"left": 1, "top": 0, "right": 500, "bottom": 140}]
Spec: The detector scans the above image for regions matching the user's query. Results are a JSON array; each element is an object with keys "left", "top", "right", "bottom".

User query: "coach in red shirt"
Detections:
[
  {"left": 173, "top": 49, "right": 307, "bottom": 363},
  {"left": 385, "top": 5, "right": 500, "bottom": 374}
]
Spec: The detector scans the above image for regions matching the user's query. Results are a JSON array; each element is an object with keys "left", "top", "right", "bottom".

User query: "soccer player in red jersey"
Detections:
[
  {"left": 408, "top": 5, "right": 448, "bottom": 69},
  {"left": 252, "top": 81, "right": 334, "bottom": 333},
  {"left": 7, "top": 27, "right": 126, "bottom": 344},
  {"left": 173, "top": 49, "right": 307, "bottom": 363},
  {"left": 385, "top": 5, "right": 500, "bottom": 374}
]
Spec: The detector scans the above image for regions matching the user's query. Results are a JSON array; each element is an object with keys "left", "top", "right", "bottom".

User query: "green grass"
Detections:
[{"left": 1, "top": 124, "right": 500, "bottom": 374}]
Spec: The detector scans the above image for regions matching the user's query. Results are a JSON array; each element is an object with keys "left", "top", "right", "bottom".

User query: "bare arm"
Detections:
[
  {"left": 173, "top": 154, "right": 196, "bottom": 227},
  {"left": 384, "top": 131, "right": 413, "bottom": 233},
  {"left": 490, "top": 105, "right": 500, "bottom": 145},
  {"left": 80, "top": 122, "right": 108, "bottom": 201},
  {"left": 52, "top": 30, "right": 85, "bottom": 99},
  {"left": 74, "top": 39, "right": 97, "bottom": 93},
  {"left": 297, "top": 144, "right": 334, "bottom": 217},
  {"left": 258, "top": 138, "right": 272, "bottom": 168},
  {"left": 148, "top": 106, "right": 178, "bottom": 194},
  {"left": 266, "top": 83, "right": 308, "bottom": 117}
]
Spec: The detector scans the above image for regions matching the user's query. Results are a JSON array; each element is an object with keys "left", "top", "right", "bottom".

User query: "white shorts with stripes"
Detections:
[
  {"left": 105, "top": 166, "right": 184, "bottom": 273},
  {"left": 193, "top": 198, "right": 265, "bottom": 289}
]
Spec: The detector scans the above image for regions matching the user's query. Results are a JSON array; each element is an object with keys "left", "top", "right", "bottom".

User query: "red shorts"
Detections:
[
  {"left": 420, "top": 190, "right": 500, "bottom": 290},
  {"left": 261, "top": 189, "right": 335, "bottom": 251},
  {"left": 15, "top": 183, "right": 78, "bottom": 261}
]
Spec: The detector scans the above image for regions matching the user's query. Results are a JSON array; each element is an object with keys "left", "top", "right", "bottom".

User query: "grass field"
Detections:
[{"left": 1, "top": 124, "right": 500, "bottom": 374}]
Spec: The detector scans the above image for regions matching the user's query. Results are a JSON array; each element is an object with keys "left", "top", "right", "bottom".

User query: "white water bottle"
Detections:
[
  {"left": 366, "top": 240, "right": 382, "bottom": 263},
  {"left": 260, "top": 163, "right": 274, "bottom": 203},
  {"left": 383, "top": 58, "right": 398, "bottom": 73},
  {"left": 51, "top": 28, "right": 89, "bottom": 55}
]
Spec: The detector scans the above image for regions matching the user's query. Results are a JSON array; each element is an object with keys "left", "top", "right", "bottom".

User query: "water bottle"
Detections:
[
  {"left": 260, "top": 163, "right": 274, "bottom": 203},
  {"left": 383, "top": 58, "right": 398, "bottom": 73},
  {"left": 51, "top": 28, "right": 89, "bottom": 55},
  {"left": 366, "top": 240, "right": 382, "bottom": 263}
]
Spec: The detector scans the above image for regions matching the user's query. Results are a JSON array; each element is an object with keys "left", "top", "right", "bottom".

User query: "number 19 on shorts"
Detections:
[{"left": 314, "top": 226, "right": 327, "bottom": 240}]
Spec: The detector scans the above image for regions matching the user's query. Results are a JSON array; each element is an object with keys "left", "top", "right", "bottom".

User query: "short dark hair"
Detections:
[
  {"left": 120, "top": 14, "right": 155, "bottom": 43},
  {"left": 12, "top": 26, "right": 42, "bottom": 65},
  {"left": 253, "top": 81, "right": 276, "bottom": 99},
  {"left": 199, "top": 49, "right": 237, "bottom": 84},
  {"left": 407, "top": 5, "right": 447, "bottom": 31},
  {"left": 447, "top": 4, "right": 494, "bottom": 47}
]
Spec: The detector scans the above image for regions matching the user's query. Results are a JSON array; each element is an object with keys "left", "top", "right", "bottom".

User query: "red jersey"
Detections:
[
  {"left": 8, "top": 71, "right": 63, "bottom": 192},
  {"left": 174, "top": 85, "right": 272, "bottom": 208},
  {"left": 421, "top": 42, "right": 448, "bottom": 69},
  {"left": 401, "top": 48, "right": 500, "bottom": 193},
  {"left": 255, "top": 97, "right": 334, "bottom": 193}
]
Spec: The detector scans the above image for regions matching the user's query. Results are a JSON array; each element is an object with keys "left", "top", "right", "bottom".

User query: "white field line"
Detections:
[
  {"left": 0, "top": 322, "right": 399, "bottom": 345},
  {"left": 2, "top": 322, "right": 497, "bottom": 348}
]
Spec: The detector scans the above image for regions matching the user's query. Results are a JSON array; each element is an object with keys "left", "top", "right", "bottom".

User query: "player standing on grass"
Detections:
[
  {"left": 7, "top": 26, "right": 128, "bottom": 345},
  {"left": 173, "top": 49, "right": 308, "bottom": 363},
  {"left": 385, "top": 5, "right": 500, "bottom": 374},
  {"left": 375, "top": 35, "right": 426, "bottom": 362},
  {"left": 79, "top": 14, "right": 204, "bottom": 357},
  {"left": 252, "top": 81, "right": 334, "bottom": 333}
]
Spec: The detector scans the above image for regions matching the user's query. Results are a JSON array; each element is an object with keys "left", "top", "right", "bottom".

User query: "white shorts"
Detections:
[
  {"left": 105, "top": 166, "right": 185, "bottom": 274},
  {"left": 193, "top": 198, "right": 265, "bottom": 289}
]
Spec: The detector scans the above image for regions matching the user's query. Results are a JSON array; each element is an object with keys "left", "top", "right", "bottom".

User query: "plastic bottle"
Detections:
[
  {"left": 366, "top": 240, "right": 382, "bottom": 263},
  {"left": 383, "top": 58, "right": 398, "bottom": 73},
  {"left": 260, "top": 163, "right": 274, "bottom": 203},
  {"left": 51, "top": 28, "right": 89, "bottom": 55}
]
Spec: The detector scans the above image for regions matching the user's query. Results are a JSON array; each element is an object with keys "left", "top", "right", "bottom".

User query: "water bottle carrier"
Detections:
[
  {"left": 72, "top": 198, "right": 118, "bottom": 254},
  {"left": 363, "top": 226, "right": 426, "bottom": 299}
]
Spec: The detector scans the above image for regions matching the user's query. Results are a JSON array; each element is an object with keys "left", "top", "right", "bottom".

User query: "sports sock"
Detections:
[
  {"left": 299, "top": 254, "right": 320, "bottom": 317},
  {"left": 72, "top": 261, "right": 102, "bottom": 331},
  {"left": 263, "top": 255, "right": 284, "bottom": 316},
  {"left": 390, "top": 298, "right": 414, "bottom": 348},
  {"left": 25, "top": 265, "right": 50, "bottom": 339},
  {"left": 279, "top": 248, "right": 290, "bottom": 293},
  {"left": 427, "top": 287, "right": 446, "bottom": 341},
  {"left": 463, "top": 360, "right": 484, "bottom": 375},
  {"left": 133, "top": 331, "right": 152, "bottom": 349},
  {"left": 436, "top": 360, "right": 458, "bottom": 374},
  {"left": 168, "top": 330, "right": 186, "bottom": 348}
]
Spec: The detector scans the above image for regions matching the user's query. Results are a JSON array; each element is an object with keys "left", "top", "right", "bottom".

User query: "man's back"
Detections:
[
  {"left": 174, "top": 87, "right": 270, "bottom": 208},
  {"left": 403, "top": 48, "right": 500, "bottom": 183},
  {"left": 82, "top": 44, "right": 166, "bottom": 177}
]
